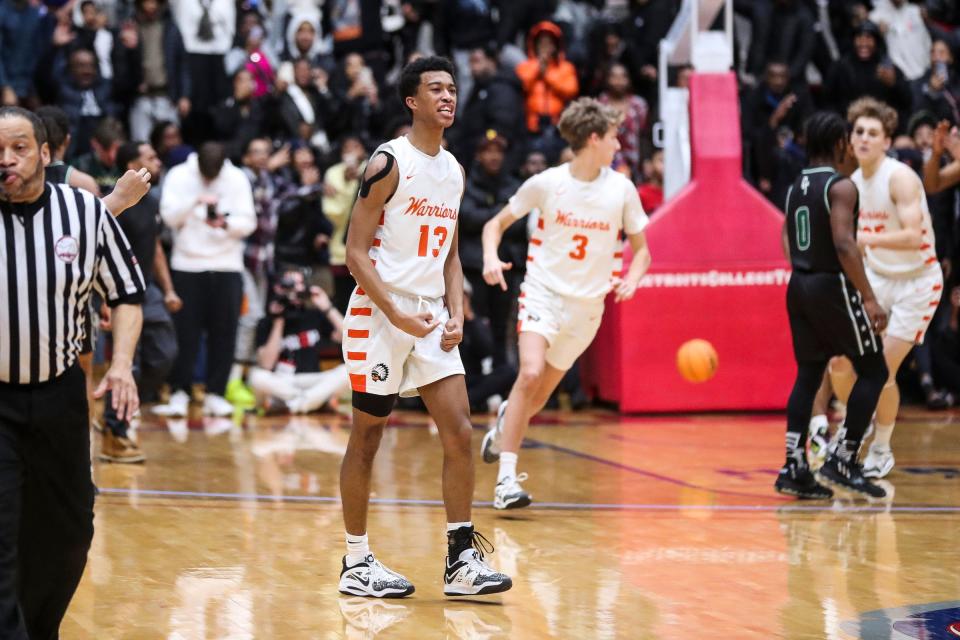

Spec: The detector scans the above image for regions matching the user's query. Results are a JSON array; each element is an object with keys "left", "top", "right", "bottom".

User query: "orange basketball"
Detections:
[{"left": 676, "top": 339, "right": 718, "bottom": 383}]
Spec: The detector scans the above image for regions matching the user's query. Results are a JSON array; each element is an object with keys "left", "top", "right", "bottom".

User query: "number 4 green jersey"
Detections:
[{"left": 784, "top": 167, "right": 858, "bottom": 274}]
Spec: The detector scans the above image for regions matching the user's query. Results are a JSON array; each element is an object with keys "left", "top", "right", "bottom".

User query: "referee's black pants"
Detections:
[{"left": 0, "top": 365, "right": 95, "bottom": 639}]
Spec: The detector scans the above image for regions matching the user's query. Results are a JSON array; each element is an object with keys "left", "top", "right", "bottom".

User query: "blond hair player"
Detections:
[
  {"left": 479, "top": 97, "right": 652, "bottom": 509},
  {"left": 826, "top": 97, "right": 943, "bottom": 479}
]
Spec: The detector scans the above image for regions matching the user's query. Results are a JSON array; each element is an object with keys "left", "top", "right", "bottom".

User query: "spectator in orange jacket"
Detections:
[{"left": 515, "top": 21, "right": 579, "bottom": 133}]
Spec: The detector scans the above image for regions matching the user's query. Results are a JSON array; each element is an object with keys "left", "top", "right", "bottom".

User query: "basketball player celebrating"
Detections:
[
  {"left": 776, "top": 112, "right": 889, "bottom": 499},
  {"left": 337, "top": 57, "right": 512, "bottom": 598},
  {"left": 479, "top": 98, "right": 652, "bottom": 509},
  {"left": 827, "top": 98, "right": 943, "bottom": 479}
]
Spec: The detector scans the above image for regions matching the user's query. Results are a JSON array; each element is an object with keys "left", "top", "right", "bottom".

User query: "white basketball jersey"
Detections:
[
  {"left": 508, "top": 164, "right": 648, "bottom": 300},
  {"left": 369, "top": 136, "right": 463, "bottom": 298},
  {"left": 852, "top": 156, "right": 938, "bottom": 279}
]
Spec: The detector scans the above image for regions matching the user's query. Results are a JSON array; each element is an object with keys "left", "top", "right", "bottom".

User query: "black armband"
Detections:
[{"left": 358, "top": 152, "right": 395, "bottom": 198}]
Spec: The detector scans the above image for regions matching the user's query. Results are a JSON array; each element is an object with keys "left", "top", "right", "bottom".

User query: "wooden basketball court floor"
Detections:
[{"left": 64, "top": 406, "right": 960, "bottom": 639}]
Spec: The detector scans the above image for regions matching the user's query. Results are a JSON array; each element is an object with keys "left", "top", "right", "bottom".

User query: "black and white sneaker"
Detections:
[
  {"left": 493, "top": 473, "right": 531, "bottom": 510},
  {"left": 480, "top": 401, "right": 508, "bottom": 464},
  {"left": 444, "top": 529, "right": 512, "bottom": 596},
  {"left": 818, "top": 455, "right": 887, "bottom": 498},
  {"left": 338, "top": 554, "right": 415, "bottom": 598},
  {"left": 774, "top": 459, "right": 833, "bottom": 499}
]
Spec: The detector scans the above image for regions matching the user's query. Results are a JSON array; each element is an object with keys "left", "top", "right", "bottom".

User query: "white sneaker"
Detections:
[
  {"left": 443, "top": 548, "right": 512, "bottom": 596},
  {"left": 338, "top": 554, "right": 415, "bottom": 598},
  {"left": 808, "top": 423, "right": 831, "bottom": 465},
  {"left": 203, "top": 393, "right": 234, "bottom": 417},
  {"left": 480, "top": 400, "right": 507, "bottom": 464},
  {"left": 862, "top": 446, "right": 895, "bottom": 478},
  {"left": 152, "top": 390, "right": 190, "bottom": 417},
  {"left": 493, "top": 472, "right": 531, "bottom": 510}
]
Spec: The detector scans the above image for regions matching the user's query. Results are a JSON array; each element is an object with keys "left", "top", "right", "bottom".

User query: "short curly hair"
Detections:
[
  {"left": 847, "top": 97, "right": 898, "bottom": 138},
  {"left": 557, "top": 98, "right": 623, "bottom": 152}
]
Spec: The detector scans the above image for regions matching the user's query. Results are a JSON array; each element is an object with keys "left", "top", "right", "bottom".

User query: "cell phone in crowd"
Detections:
[{"left": 207, "top": 203, "right": 217, "bottom": 220}]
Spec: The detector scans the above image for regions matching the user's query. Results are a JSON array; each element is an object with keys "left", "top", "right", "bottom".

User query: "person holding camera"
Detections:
[
  {"left": 157, "top": 141, "right": 256, "bottom": 417},
  {"left": 248, "top": 269, "right": 349, "bottom": 414}
]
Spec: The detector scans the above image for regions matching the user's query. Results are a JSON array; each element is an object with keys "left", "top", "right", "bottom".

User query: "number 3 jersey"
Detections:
[
  {"left": 784, "top": 167, "right": 850, "bottom": 273},
  {"left": 507, "top": 164, "right": 648, "bottom": 300},
  {"left": 368, "top": 135, "right": 463, "bottom": 299}
]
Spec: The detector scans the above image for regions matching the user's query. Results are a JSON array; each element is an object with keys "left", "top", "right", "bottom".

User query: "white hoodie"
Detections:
[{"left": 160, "top": 153, "right": 256, "bottom": 273}]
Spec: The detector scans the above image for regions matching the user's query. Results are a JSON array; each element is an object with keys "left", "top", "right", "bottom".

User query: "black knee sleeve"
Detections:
[
  {"left": 845, "top": 353, "right": 888, "bottom": 442},
  {"left": 851, "top": 353, "right": 889, "bottom": 393},
  {"left": 786, "top": 361, "right": 826, "bottom": 427},
  {"left": 352, "top": 391, "right": 398, "bottom": 418}
]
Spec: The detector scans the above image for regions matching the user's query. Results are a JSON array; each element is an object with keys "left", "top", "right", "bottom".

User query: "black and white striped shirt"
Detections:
[{"left": 0, "top": 183, "right": 145, "bottom": 384}]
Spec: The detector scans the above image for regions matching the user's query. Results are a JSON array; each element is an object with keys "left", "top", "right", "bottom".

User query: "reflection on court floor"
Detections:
[{"left": 66, "top": 407, "right": 960, "bottom": 639}]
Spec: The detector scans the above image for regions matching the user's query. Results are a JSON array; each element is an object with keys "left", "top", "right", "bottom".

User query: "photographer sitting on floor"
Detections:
[{"left": 248, "top": 268, "right": 349, "bottom": 414}]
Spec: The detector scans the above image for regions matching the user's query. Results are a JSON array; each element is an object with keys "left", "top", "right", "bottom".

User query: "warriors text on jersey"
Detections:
[
  {"left": 784, "top": 167, "right": 852, "bottom": 273},
  {"left": 852, "top": 156, "right": 938, "bottom": 279},
  {"left": 507, "top": 164, "right": 648, "bottom": 300},
  {"left": 366, "top": 135, "right": 463, "bottom": 298}
]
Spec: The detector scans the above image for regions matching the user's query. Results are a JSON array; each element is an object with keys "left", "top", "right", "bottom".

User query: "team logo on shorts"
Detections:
[
  {"left": 54, "top": 236, "right": 79, "bottom": 263},
  {"left": 371, "top": 363, "right": 390, "bottom": 382}
]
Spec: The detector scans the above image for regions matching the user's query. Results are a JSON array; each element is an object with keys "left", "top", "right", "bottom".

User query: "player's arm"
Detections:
[
  {"left": 923, "top": 121, "right": 960, "bottom": 193},
  {"left": 440, "top": 165, "right": 467, "bottom": 352},
  {"left": 67, "top": 168, "right": 102, "bottom": 197},
  {"left": 480, "top": 203, "right": 520, "bottom": 291},
  {"left": 102, "top": 169, "right": 152, "bottom": 216},
  {"left": 828, "top": 178, "right": 888, "bottom": 333},
  {"left": 613, "top": 231, "right": 651, "bottom": 302},
  {"left": 861, "top": 167, "right": 925, "bottom": 251},
  {"left": 344, "top": 152, "right": 438, "bottom": 338}
]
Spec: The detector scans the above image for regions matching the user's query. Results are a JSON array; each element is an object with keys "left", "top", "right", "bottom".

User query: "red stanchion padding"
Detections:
[{"left": 581, "top": 72, "right": 794, "bottom": 412}]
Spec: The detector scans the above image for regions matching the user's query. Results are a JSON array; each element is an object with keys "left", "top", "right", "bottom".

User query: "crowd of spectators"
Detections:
[
  {"left": 6, "top": 0, "right": 959, "bottom": 445},
  {"left": 736, "top": 0, "right": 960, "bottom": 407}
]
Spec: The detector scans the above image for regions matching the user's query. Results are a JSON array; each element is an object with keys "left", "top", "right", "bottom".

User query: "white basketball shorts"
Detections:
[{"left": 516, "top": 278, "right": 605, "bottom": 371}]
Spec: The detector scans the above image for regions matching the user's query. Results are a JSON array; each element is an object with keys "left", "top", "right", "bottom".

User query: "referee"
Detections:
[{"left": 0, "top": 107, "right": 145, "bottom": 638}]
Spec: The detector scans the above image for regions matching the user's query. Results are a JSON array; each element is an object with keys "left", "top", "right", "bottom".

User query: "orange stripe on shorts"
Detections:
[
  {"left": 527, "top": 255, "right": 534, "bottom": 262},
  {"left": 530, "top": 238, "right": 542, "bottom": 246},
  {"left": 372, "top": 238, "right": 382, "bottom": 247},
  {"left": 347, "top": 329, "right": 370, "bottom": 338},
  {"left": 347, "top": 351, "right": 367, "bottom": 361},
  {"left": 350, "top": 308, "right": 372, "bottom": 316},
  {"left": 537, "top": 218, "right": 544, "bottom": 230},
  {"left": 356, "top": 287, "right": 366, "bottom": 295},
  {"left": 350, "top": 373, "right": 367, "bottom": 393},
  {"left": 915, "top": 330, "right": 924, "bottom": 343},
  {"left": 925, "top": 256, "right": 938, "bottom": 265}
]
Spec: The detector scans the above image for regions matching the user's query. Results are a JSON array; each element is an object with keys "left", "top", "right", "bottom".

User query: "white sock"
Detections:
[
  {"left": 809, "top": 414, "right": 828, "bottom": 432},
  {"left": 447, "top": 521, "right": 472, "bottom": 533},
  {"left": 345, "top": 532, "right": 369, "bottom": 566},
  {"left": 498, "top": 452, "right": 518, "bottom": 483},
  {"left": 229, "top": 364, "right": 244, "bottom": 382},
  {"left": 872, "top": 422, "right": 894, "bottom": 451}
]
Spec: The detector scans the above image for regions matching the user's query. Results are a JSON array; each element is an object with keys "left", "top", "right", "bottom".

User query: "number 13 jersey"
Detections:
[
  {"left": 369, "top": 135, "right": 464, "bottom": 298},
  {"left": 508, "top": 164, "right": 648, "bottom": 300}
]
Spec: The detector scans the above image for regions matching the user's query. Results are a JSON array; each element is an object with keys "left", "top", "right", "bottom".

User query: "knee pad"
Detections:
[
  {"left": 852, "top": 353, "right": 888, "bottom": 384},
  {"left": 352, "top": 391, "right": 398, "bottom": 418}
]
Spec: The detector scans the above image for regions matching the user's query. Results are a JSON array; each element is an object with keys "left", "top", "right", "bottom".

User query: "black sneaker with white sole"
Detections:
[
  {"left": 444, "top": 528, "right": 512, "bottom": 596},
  {"left": 818, "top": 455, "right": 887, "bottom": 498},
  {"left": 774, "top": 459, "right": 833, "bottom": 499},
  {"left": 338, "top": 554, "right": 415, "bottom": 598}
]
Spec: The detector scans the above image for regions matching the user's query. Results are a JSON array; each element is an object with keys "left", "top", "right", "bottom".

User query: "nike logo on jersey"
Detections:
[{"left": 406, "top": 174, "right": 415, "bottom": 180}]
